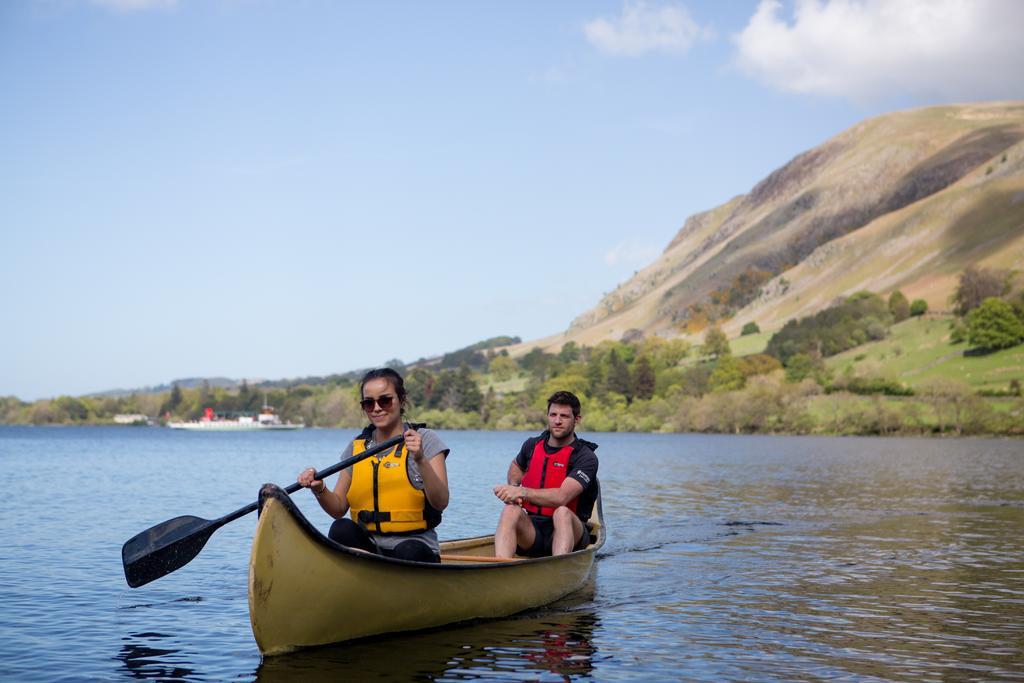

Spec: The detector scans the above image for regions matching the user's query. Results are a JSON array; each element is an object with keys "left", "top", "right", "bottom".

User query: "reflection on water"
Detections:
[
  {"left": 1, "top": 428, "right": 1022, "bottom": 681},
  {"left": 116, "top": 633, "right": 196, "bottom": 681},
  {"left": 255, "top": 606, "right": 599, "bottom": 682}
]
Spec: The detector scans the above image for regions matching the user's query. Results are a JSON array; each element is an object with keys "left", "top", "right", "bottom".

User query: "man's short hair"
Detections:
[{"left": 547, "top": 391, "right": 581, "bottom": 417}]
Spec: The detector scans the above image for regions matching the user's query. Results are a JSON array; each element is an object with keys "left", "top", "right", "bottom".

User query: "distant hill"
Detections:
[
  {"left": 84, "top": 336, "right": 522, "bottom": 398},
  {"left": 90, "top": 377, "right": 243, "bottom": 398},
  {"left": 512, "top": 101, "right": 1024, "bottom": 353}
]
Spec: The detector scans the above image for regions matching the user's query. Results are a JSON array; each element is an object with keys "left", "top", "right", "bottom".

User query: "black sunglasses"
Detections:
[{"left": 360, "top": 394, "right": 396, "bottom": 412}]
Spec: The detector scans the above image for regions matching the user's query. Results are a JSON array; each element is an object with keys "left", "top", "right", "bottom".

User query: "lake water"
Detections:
[{"left": 0, "top": 426, "right": 1022, "bottom": 681}]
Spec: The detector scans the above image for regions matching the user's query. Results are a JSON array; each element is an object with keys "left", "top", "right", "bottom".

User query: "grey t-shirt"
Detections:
[{"left": 339, "top": 427, "right": 449, "bottom": 553}]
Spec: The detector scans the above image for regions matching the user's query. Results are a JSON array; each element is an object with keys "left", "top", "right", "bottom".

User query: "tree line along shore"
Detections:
[{"left": 4, "top": 268, "right": 1024, "bottom": 437}]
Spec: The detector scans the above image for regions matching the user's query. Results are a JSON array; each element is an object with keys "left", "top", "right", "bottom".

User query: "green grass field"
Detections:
[
  {"left": 730, "top": 331, "right": 771, "bottom": 357},
  {"left": 479, "top": 374, "right": 530, "bottom": 395},
  {"left": 827, "top": 316, "right": 1024, "bottom": 392}
]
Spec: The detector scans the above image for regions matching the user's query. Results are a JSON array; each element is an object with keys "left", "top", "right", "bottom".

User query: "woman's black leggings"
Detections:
[{"left": 328, "top": 518, "right": 439, "bottom": 563}]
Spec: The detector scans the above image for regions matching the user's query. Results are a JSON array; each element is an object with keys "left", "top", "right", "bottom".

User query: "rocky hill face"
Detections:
[{"left": 523, "top": 102, "right": 1024, "bottom": 351}]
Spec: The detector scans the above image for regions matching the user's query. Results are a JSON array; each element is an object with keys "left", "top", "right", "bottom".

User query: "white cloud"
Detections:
[
  {"left": 734, "top": 0, "right": 1024, "bottom": 101},
  {"left": 90, "top": 0, "right": 176, "bottom": 12},
  {"left": 584, "top": 1, "right": 715, "bottom": 57},
  {"left": 604, "top": 241, "right": 660, "bottom": 267}
]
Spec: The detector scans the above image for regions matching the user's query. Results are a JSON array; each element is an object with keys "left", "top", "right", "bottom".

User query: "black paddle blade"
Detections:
[{"left": 121, "top": 515, "right": 221, "bottom": 588}]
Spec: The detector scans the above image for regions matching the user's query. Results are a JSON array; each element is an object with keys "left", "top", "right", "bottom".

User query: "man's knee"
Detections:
[
  {"left": 551, "top": 506, "right": 576, "bottom": 526},
  {"left": 552, "top": 507, "right": 583, "bottom": 542},
  {"left": 498, "top": 504, "right": 524, "bottom": 527}
]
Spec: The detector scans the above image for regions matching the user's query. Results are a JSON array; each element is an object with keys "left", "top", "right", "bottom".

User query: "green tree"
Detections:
[
  {"left": 520, "top": 347, "right": 556, "bottom": 380},
  {"left": 161, "top": 382, "right": 183, "bottom": 417},
  {"left": 455, "top": 365, "right": 483, "bottom": 412},
  {"left": 784, "top": 353, "right": 822, "bottom": 383},
  {"left": 709, "top": 356, "right": 746, "bottom": 392},
  {"left": 55, "top": 396, "right": 89, "bottom": 422},
  {"left": 888, "top": 290, "right": 910, "bottom": 322},
  {"left": 431, "top": 370, "right": 460, "bottom": 410},
  {"left": 405, "top": 367, "right": 434, "bottom": 409},
  {"left": 488, "top": 354, "right": 517, "bottom": 381},
  {"left": 481, "top": 386, "right": 497, "bottom": 424},
  {"left": 586, "top": 357, "right": 605, "bottom": 398},
  {"left": 632, "top": 356, "right": 656, "bottom": 400},
  {"left": 701, "top": 326, "right": 731, "bottom": 359},
  {"left": 605, "top": 349, "right": 632, "bottom": 400},
  {"left": 967, "top": 297, "right": 1024, "bottom": 350},
  {"left": 741, "top": 321, "right": 760, "bottom": 336},
  {"left": 538, "top": 372, "right": 591, "bottom": 406},
  {"left": 558, "top": 341, "right": 580, "bottom": 363},
  {"left": 909, "top": 299, "right": 928, "bottom": 317}
]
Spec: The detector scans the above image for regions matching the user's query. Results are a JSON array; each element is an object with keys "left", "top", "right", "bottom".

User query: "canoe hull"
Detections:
[{"left": 248, "top": 484, "right": 603, "bottom": 656}]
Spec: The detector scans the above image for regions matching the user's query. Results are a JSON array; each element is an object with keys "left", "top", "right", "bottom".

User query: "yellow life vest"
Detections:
[{"left": 348, "top": 436, "right": 442, "bottom": 534}]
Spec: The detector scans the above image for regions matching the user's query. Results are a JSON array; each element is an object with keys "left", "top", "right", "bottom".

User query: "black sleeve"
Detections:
[
  {"left": 514, "top": 438, "right": 536, "bottom": 471},
  {"left": 567, "top": 447, "right": 598, "bottom": 490}
]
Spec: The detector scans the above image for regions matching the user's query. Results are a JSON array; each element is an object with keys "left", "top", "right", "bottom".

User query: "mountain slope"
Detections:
[{"left": 518, "top": 102, "right": 1024, "bottom": 352}]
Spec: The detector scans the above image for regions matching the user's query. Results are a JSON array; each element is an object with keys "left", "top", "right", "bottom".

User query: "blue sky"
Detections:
[{"left": 2, "top": 0, "right": 1022, "bottom": 401}]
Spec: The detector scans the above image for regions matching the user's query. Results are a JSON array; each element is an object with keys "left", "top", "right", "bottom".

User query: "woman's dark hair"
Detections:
[
  {"left": 360, "top": 368, "right": 407, "bottom": 405},
  {"left": 547, "top": 391, "right": 581, "bottom": 417}
]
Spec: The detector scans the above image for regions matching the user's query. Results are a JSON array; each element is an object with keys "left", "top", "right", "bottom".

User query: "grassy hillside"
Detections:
[
  {"left": 827, "top": 316, "right": 1024, "bottom": 392},
  {"left": 729, "top": 332, "right": 771, "bottom": 357}
]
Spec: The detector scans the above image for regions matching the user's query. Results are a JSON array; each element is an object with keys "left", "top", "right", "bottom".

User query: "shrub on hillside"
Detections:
[
  {"left": 967, "top": 297, "right": 1024, "bottom": 350},
  {"left": 741, "top": 321, "right": 760, "bottom": 336},
  {"left": 783, "top": 353, "right": 829, "bottom": 385},
  {"left": 909, "top": 299, "right": 928, "bottom": 316},
  {"left": 889, "top": 290, "right": 910, "bottom": 322},
  {"left": 737, "top": 353, "right": 782, "bottom": 377},
  {"left": 827, "top": 376, "right": 913, "bottom": 396},
  {"left": 949, "top": 318, "right": 968, "bottom": 344}
]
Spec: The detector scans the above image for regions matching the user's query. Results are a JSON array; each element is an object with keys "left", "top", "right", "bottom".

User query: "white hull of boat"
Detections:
[{"left": 167, "top": 421, "right": 304, "bottom": 431}]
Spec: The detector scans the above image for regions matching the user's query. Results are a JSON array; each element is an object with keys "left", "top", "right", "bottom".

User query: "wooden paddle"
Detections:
[
  {"left": 439, "top": 554, "right": 526, "bottom": 563},
  {"left": 121, "top": 433, "right": 406, "bottom": 588}
]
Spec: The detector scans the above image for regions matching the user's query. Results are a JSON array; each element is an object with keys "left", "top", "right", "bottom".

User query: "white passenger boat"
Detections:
[{"left": 168, "top": 402, "right": 304, "bottom": 431}]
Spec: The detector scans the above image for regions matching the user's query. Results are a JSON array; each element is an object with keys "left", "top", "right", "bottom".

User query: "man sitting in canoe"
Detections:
[
  {"left": 297, "top": 368, "right": 450, "bottom": 563},
  {"left": 492, "top": 391, "right": 599, "bottom": 558}
]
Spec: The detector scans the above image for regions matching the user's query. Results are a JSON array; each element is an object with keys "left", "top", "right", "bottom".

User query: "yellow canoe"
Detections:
[{"left": 248, "top": 483, "right": 605, "bottom": 656}]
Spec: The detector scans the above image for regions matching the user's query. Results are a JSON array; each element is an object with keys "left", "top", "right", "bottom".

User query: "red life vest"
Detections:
[{"left": 521, "top": 438, "right": 578, "bottom": 517}]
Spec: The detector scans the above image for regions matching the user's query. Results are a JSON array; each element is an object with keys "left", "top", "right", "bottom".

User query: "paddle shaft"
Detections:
[{"left": 439, "top": 554, "right": 525, "bottom": 563}]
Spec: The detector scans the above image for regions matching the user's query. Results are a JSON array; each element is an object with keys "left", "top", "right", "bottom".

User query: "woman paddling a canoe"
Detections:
[{"left": 296, "top": 368, "right": 450, "bottom": 562}]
